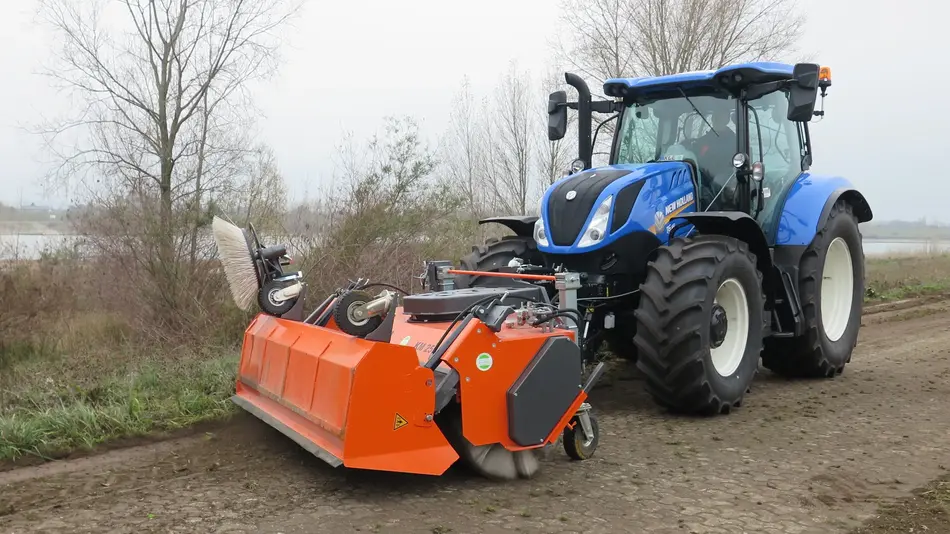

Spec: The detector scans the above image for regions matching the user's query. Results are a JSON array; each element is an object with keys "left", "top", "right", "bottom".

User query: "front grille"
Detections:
[{"left": 547, "top": 169, "right": 633, "bottom": 246}]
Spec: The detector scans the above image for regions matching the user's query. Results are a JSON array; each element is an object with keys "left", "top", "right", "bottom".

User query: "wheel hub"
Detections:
[{"left": 709, "top": 304, "right": 728, "bottom": 348}]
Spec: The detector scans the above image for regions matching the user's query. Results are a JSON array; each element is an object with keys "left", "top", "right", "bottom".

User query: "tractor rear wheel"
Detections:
[
  {"left": 454, "top": 235, "right": 544, "bottom": 289},
  {"left": 634, "top": 236, "right": 767, "bottom": 415},
  {"left": 762, "top": 200, "right": 864, "bottom": 378}
]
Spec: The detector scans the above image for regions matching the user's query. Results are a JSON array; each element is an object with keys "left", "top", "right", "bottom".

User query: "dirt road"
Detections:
[{"left": 3, "top": 298, "right": 950, "bottom": 534}]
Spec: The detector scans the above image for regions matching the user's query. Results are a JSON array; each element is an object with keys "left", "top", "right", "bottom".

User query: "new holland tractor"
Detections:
[{"left": 455, "top": 62, "right": 872, "bottom": 415}]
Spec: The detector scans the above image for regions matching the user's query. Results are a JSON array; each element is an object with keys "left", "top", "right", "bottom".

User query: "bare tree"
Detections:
[
  {"left": 441, "top": 77, "right": 492, "bottom": 218},
  {"left": 554, "top": 0, "right": 806, "bottom": 79},
  {"left": 552, "top": 0, "right": 641, "bottom": 83},
  {"left": 36, "top": 0, "right": 299, "bottom": 325},
  {"left": 485, "top": 63, "right": 537, "bottom": 216}
]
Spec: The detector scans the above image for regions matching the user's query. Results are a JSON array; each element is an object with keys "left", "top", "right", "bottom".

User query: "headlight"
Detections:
[
  {"left": 577, "top": 195, "right": 613, "bottom": 248},
  {"left": 533, "top": 217, "right": 549, "bottom": 246}
]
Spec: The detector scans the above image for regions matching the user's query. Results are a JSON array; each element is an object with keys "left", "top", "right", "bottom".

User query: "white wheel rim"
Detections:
[
  {"left": 820, "top": 237, "right": 854, "bottom": 342},
  {"left": 710, "top": 278, "right": 750, "bottom": 377}
]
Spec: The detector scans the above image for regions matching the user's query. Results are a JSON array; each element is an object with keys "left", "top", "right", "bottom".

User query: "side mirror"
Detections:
[
  {"left": 787, "top": 63, "right": 819, "bottom": 122},
  {"left": 548, "top": 90, "right": 568, "bottom": 141}
]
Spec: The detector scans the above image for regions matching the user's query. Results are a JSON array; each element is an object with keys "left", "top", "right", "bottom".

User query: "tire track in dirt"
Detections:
[{"left": 3, "top": 299, "right": 950, "bottom": 534}]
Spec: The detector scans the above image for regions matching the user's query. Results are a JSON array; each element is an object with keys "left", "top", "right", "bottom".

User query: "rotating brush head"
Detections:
[{"left": 211, "top": 216, "right": 260, "bottom": 311}]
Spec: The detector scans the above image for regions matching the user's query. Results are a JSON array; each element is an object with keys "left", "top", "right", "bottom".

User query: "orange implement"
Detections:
[
  {"left": 231, "top": 284, "right": 603, "bottom": 479},
  {"left": 234, "top": 313, "right": 458, "bottom": 475}
]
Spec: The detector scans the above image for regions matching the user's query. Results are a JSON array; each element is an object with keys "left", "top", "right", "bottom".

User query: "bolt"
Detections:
[
  {"left": 477, "top": 328, "right": 482, "bottom": 334},
  {"left": 426, "top": 379, "right": 432, "bottom": 387},
  {"left": 425, "top": 414, "right": 433, "bottom": 421},
  {"left": 465, "top": 377, "right": 470, "bottom": 382},
  {"left": 492, "top": 343, "right": 496, "bottom": 348},
  {"left": 454, "top": 357, "right": 459, "bottom": 362}
]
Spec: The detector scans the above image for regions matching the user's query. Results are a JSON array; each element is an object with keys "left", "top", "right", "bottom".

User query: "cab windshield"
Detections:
[{"left": 614, "top": 94, "right": 739, "bottom": 210}]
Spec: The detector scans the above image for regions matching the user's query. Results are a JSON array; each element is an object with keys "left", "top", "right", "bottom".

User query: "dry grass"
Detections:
[{"left": 865, "top": 253, "right": 950, "bottom": 301}]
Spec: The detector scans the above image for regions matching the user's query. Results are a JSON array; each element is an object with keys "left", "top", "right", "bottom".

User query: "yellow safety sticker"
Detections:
[{"left": 393, "top": 413, "right": 408, "bottom": 430}]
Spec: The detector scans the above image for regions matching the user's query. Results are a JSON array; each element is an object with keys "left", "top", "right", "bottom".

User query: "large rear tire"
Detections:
[
  {"left": 454, "top": 235, "right": 544, "bottom": 289},
  {"left": 634, "top": 236, "right": 767, "bottom": 415},
  {"left": 762, "top": 200, "right": 864, "bottom": 378}
]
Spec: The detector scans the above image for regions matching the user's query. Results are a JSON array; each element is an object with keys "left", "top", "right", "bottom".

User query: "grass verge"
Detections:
[
  {"left": 865, "top": 253, "right": 950, "bottom": 302},
  {"left": 0, "top": 347, "right": 238, "bottom": 462}
]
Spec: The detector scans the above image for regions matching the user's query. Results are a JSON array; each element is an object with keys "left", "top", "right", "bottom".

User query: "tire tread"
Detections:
[{"left": 634, "top": 235, "right": 766, "bottom": 415}]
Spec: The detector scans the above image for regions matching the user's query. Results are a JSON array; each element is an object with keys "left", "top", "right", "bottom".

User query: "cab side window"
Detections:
[{"left": 748, "top": 90, "right": 805, "bottom": 230}]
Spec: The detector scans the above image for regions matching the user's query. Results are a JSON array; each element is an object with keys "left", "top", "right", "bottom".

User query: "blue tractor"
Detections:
[{"left": 456, "top": 62, "right": 872, "bottom": 415}]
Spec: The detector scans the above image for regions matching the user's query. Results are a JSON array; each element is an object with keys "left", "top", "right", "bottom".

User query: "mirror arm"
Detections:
[
  {"left": 744, "top": 80, "right": 786, "bottom": 101},
  {"left": 590, "top": 100, "right": 621, "bottom": 114}
]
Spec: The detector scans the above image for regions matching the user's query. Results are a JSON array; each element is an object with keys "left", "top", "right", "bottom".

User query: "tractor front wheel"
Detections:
[
  {"left": 634, "top": 236, "right": 767, "bottom": 415},
  {"left": 454, "top": 235, "right": 544, "bottom": 289},
  {"left": 763, "top": 200, "right": 864, "bottom": 377}
]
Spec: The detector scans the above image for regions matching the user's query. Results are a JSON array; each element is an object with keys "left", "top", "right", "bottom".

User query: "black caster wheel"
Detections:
[
  {"left": 333, "top": 289, "right": 383, "bottom": 337},
  {"left": 563, "top": 412, "right": 599, "bottom": 460},
  {"left": 259, "top": 279, "right": 299, "bottom": 316}
]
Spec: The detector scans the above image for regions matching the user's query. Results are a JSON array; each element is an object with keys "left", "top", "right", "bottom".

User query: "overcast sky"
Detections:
[{"left": 0, "top": 0, "right": 943, "bottom": 222}]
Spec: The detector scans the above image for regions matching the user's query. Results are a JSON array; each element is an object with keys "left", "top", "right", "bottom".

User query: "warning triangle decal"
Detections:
[{"left": 393, "top": 413, "right": 408, "bottom": 430}]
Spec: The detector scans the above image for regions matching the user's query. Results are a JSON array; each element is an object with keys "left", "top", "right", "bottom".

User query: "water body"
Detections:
[{"left": 1, "top": 233, "right": 948, "bottom": 261}]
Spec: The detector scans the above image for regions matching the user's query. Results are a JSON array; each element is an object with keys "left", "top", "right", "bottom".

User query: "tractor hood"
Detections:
[{"left": 534, "top": 162, "right": 697, "bottom": 254}]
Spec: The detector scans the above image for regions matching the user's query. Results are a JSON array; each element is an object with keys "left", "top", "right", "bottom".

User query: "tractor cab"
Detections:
[{"left": 548, "top": 62, "right": 832, "bottom": 243}]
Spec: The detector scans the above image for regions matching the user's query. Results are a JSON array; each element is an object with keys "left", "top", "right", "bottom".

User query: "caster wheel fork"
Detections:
[{"left": 563, "top": 402, "right": 600, "bottom": 461}]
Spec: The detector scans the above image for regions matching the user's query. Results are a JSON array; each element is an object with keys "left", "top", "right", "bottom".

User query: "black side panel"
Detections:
[
  {"left": 403, "top": 286, "right": 543, "bottom": 321},
  {"left": 507, "top": 336, "right": 583, "bottom": 447},
  {"left": 610, "top": 179, "right": 647, "bottom": 234},
  {"left": 548, "top": 168, "right": 633, "bottom": 246}
]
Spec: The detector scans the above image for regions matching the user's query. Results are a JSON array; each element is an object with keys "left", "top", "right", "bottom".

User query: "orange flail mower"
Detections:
[{"left": 211, "top": 217, "right": 604, "bottom": 479}]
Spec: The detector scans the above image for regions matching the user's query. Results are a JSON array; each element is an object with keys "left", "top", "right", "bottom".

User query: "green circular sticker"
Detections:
[{"left": 475, "top": 353, "right": 493, "bottom": 371}]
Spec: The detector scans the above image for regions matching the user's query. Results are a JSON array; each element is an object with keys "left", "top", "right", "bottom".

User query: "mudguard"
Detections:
[
  {"left": 672, "top": 212, "right": 773, "bottom": 289},
  {"left": 772, "top": 174, "right": 873, "bottom": 246},
  {"left": 478, "top": 216, "right": 538, "bottom": 238}
]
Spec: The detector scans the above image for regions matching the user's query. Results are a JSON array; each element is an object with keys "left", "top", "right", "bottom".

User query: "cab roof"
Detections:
[{"left": 603, "top": 62, "right": 795, "bottom": 100}]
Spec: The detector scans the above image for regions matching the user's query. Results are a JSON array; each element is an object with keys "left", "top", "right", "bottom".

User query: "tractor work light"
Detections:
[
  {"left": 570, "top": 159, "right": 585, "bottom": 174},
  {"left": 751, "top": 162, "right": 765, "bottom": 182},
  {"left": 732, "top": 153, "right": 747, "bottom": 169}
]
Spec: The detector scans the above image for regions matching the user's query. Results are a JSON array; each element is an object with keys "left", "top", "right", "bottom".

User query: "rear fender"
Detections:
[
  {"left": 774, "top": 174, "right": 873, "bottom": 247},
  {"left": 478, "top": 216, "right": 539, "bottom": 238}
]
